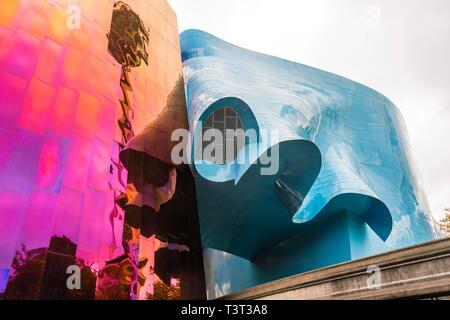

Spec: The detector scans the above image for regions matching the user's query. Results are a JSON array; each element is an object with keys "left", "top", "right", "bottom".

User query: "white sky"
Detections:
[{"left": 168, "top": 0, "right": 450, "bottom": 220}]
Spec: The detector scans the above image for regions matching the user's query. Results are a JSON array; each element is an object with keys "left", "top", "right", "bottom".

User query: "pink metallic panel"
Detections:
[
  {"left": 16, "top": 191, "right": 57, "bottom": 250},
  {"left": 62, "top": 136, "right": 92, "bottom": 192},
  {"left": 18, "top": 78, "right": 55, "bottom": 134},
  {"left": 3, "top": 30, "right": 41, "bottom": 81},
  {"left": 50, "top": 187, "right": 85, "bottom": 244},
  {"left": 0, "top": 190, "right": 28, "bottom": 268},
  {"left": 34, "top": 39, "right": 65, "bottom": 86},
  {"left": 48, "top": 86, "right": 78, "bottom": 137},
  {"left": 0, "top": 72, "right": 28, "bottom": 130},
  {"left": 77, "top": 189, "right": 108, "bottom": 256},
  {"left": 35, "top": 133, "right": 70, "bottom": 193}
]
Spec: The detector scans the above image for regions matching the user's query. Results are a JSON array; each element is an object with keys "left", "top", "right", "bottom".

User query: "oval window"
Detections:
[{"left": 202, "top": 107, "right": 245, "bottom": 164}]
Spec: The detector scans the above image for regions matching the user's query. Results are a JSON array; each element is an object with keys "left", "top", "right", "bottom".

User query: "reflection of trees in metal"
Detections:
[
  {"left": 3, "top": 245, "right": 47, "bottom": 300},
  {"left": 147, "top": 280, "right": 181, "bottom": 300},
  {"left": 107, "top": 1, "right": 150, "bottom": 144},
  {"left": 96, "top": 254, "right": 149, "bottom": 300},
  {"left": 439, "top": 208, "right": 450, "bottom": 237},
  {"left": 101, "top": 1, "right": 151, "bottom": 300},
  {"left": 107, "top": 1, "right": 149, "bottom": 68},
  {"left": 99, "top": 2, "right": 205, "bottom": 301},
  {"left": 3, "top": 237, "right": 97, "bottom": 300}
]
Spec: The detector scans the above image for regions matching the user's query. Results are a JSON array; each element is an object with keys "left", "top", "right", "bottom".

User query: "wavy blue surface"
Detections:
[{"left": 180, "top": 29, "right": 440, "bottom": 299}]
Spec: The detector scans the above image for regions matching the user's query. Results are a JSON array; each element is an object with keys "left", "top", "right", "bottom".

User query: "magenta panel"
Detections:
[
  {"left": 62, "top": 136, "right": 92, "bottom": 193},
  {"left": 35, "top": 133, "right": 70, "bottom": 193},
  {"left": 0, "top": 190, "right": 28, "bottom": 268},
  {"left": 18, "top": 78, "right": 55, "bottom": 134},
  {"left": 50, "top": 187, "right": 85, "bottom": 243},
  {"left": 0, "top": 72, "right": 28, "bottom": 130},
  {"left": 3, "top": 30, "right": 41, "bottom": 81},
  {"left": 48, "top": 86, "right": 78, "bottom": 137},
  {"left": 16, "top": 191, "right": 57, "bottom": 250}
]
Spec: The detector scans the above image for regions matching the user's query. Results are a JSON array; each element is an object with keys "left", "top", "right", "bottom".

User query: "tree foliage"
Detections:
[
  {"left": 438, "top": 208, "right": 450, "bottom": 237},
  {"left": 146, "top": 280, "right": 180, "bottom": 300}
]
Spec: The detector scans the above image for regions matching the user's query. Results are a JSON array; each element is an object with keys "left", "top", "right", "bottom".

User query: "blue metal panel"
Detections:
[{"left": 180, "top": 29, "right": 440, "bottom": 299}]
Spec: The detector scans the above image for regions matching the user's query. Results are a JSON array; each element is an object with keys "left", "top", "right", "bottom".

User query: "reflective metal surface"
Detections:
[
  {"left": 0, "top": 0, "right": 205, "bottom": 300},
  {"left": 181, "top": 29, "right": 440, "bottom": 299}
]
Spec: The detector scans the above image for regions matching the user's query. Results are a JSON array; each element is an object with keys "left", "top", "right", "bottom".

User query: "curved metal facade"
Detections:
[{"left": 180, "top": 29, "right": 440, "bottom": 299}]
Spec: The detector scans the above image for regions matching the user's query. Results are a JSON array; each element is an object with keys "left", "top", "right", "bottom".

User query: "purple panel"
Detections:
[
  {"left": 0, "top": 129, "right": 44, "bottom": 193},
  {"left": 16, "top": 191, "right": 57, "bottom": 250},
  {"left": 0, "top": 268, "right": 9, "bottom": 294},
  {"left": 77, "top": 189, "right": 108, "bottom": 255},
  {"left": 50, "top": 187, "right": 84, "bottom": 244},
  {"left": 0, "top": 128, "right": 14, "bottom": 172},
  {"left": 0, "top": 189, "right": 28, "bottom": 268}
]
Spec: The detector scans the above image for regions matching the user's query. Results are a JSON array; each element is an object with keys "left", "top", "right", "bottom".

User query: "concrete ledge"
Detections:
[{"left": 221, "top": 238, "right": 450, "bottom": 300}]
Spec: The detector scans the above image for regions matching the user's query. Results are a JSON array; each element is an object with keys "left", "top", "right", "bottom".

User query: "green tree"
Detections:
[
  {"left": 438, "top": 208, "right": 450, "bottom": 237},
  {"left": 146, "top": 280, "right": 181, "bottom": 300}
]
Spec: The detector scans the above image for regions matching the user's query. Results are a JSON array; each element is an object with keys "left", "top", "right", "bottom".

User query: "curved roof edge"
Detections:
[{"left": 180, "top": 29, "right": 397, "bottom": 107}]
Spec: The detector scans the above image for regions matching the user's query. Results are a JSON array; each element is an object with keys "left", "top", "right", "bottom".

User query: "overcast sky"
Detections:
[{"left": 168, "top": 0, "right": 450, "bottom": 220}]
